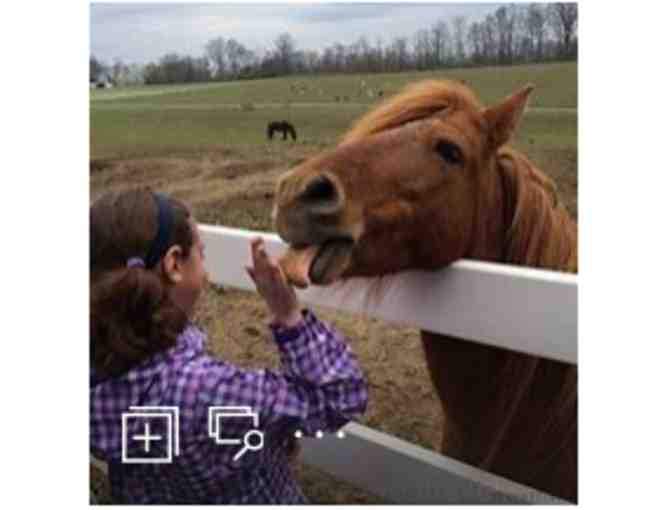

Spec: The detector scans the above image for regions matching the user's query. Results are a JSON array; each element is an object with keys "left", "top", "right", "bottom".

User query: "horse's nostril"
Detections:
[{"left": 302, "top": 175, "right": 337, "bottom": 203}]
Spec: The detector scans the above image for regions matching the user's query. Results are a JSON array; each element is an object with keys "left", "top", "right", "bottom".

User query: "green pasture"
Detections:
[
  {"left": 90, "top": 104, "right": 365, "bottom": 159},
  {"left": 90, "top": 62, "right": 577, "bottom": 160},
  {"left": 91, "top": 62, "right": 576, "bottom": 107}
]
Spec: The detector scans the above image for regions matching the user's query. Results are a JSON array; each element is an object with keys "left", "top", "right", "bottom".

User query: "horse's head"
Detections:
[{"left": 274, "top": 80, "right": 535, "bottom": 287}]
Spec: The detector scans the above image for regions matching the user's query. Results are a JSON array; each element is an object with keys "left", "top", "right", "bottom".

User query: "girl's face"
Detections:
[{"left": 166, "top": 220, "right": 208, "bottom": 317}]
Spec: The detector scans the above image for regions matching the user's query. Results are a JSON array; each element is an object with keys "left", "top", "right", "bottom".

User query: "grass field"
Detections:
[
  {"left": 91, "top": 62, "right": 577, "bottom": 158},
  {"left": 90, "top": 62, "right": 577, "bottom": 504},
  {"left": 91, "top": 62, "right": 577, "bottom": 107}
]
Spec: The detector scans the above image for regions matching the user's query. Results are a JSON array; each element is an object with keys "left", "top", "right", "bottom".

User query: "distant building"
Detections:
[{"left": 90, "top": 73, "right": 115, "bottom": 89}]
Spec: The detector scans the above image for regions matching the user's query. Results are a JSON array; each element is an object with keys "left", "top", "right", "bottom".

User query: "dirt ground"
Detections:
[{"left": 89, "top": 143, "right": 577, "bottom": 504}]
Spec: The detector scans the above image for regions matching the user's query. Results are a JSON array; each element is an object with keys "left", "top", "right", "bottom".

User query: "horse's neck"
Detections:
[
  {"left": 422, "top": 329, "right": 577, "bottom": 499},
  {"left": 424, "top": 152, "right": 577, "bottom": 478},
  {"left": 469, "top": 151, "right": 577, "bottom": 272}
]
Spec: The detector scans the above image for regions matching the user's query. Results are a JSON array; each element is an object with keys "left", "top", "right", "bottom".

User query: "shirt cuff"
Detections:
[{"left": 269, "top": 308, "right": 314, "bottom": 346}]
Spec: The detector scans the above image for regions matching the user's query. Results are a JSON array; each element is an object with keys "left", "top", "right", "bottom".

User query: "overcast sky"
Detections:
[{"left": 90, "top": 2, "right": 503, "bottom": 64}]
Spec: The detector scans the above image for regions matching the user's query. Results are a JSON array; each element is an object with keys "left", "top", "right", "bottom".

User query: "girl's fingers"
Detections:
[
  {"left": 258, "top": 248, "right": 270, "bottom": 265},
  {"left": 251, "top": 238, "right": 271, "bottom": 267},
  {"left": 250, "top": 239, "right": 293, "bottom": 292},
  {"left": 251, "top": 238, "right": 266, "bottom": 262},
  {"left": 250, "top": 239, "right": 270, "bottom": 277}
]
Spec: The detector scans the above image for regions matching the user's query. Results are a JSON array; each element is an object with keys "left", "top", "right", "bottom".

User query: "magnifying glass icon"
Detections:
[{"left": 233, "top": 429, "right": 264, "bottom": 462}]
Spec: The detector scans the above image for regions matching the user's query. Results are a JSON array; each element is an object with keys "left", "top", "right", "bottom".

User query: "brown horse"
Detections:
[{"left": 273, "top": 80, "right": 577, "bottom": 502}]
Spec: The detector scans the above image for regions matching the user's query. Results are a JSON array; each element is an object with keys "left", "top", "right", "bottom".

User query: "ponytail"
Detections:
[
  {"left": 91, "top": 265, "right": 188, "bottom": 378},
  {"left": 90, "top": 188, "right": 194, "bottom": 379}
]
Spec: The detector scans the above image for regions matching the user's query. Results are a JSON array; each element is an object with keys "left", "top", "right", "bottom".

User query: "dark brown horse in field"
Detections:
[
  {"left": 273, "top": 80, "right": 578, "bottom": 501},
  {"left": 267, "top": 120, "right": 297, "bottom": 141}
]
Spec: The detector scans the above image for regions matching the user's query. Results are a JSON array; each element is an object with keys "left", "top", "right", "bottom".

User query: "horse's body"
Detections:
[
  {"left": 272, "top": 80, "right": 577, "bottom": 501},
  {"left": 267, "top": 120, "right": 297, "bottom": 141}
]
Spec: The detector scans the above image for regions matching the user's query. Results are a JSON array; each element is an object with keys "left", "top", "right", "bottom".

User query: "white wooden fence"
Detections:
[
  {"left": 201, "top": 225, "right": 577, "bottom": 365},
  {"left": 199, "top": 225, "right": 577, "bottom": 504},
  {"left": 92, "top": 225, "right": 576, "bottom": 504}
]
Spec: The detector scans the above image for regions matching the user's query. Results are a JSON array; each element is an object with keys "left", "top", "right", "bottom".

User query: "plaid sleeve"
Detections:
[
  {"left": 268, "top": 308, "right": 368, "bottom": 432},
  {"left": 270, "top": 309, "right": 364, "bottom": 385},
  {"left": 178, "top": 313, "right": 367, "bottom": 464}
]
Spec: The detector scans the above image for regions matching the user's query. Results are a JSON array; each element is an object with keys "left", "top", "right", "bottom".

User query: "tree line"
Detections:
[{"left": 91, "top": 3, "right": 577, "bottom": 86}]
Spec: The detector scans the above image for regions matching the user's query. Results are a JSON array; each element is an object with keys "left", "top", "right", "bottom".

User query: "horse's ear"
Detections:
[{"left": 483, "top": 84, "right": 534, "bottom": 149}]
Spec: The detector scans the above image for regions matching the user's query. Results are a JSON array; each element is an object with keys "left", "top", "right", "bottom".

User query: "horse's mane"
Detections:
[
  {"left": 477, "top": 150, "right": 577, "bottom": 491},
  {"left": 341, "top": 80, "right": 483, "bottom": 144},
  {"left": 496, "top": 148, "right": 578, "bottom": 273}
]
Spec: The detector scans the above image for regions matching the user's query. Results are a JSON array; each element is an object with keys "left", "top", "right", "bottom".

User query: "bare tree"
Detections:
[
  {"left": 494, "top": 6, "right": 515, "bottom": 64},
  {"left": 90, "top": 55, "right": 106, "bottom": 82},
  {"left": 333, "top": 42, "right": 346, "bottom": 72},
  {"left": 353, "top": 36, "right": 372, "bottom": 73},
  {"left": 452, "top": 16, "right": 467, "bottom": 65},
  {"left": 304, "top": 50, "right": 320, "bottom": 74},
  {"left": 482, "top": 14, "right": 498, "bottom": 64},
  {"left": 125, "top": 63, "right": 145, "bottom": 85},
  {"left": 274, "top": 33, "right": 296, "bottom": 74},
  {"left": 526, "top": 3, "right": 547, "bottom": 61},
  {"left": 111, "top": 58, "right": 129, "bottom": 85},
  {"left": 548, "top": 2, "right": 578, "bottom": 58},
  {"left": 430, "top": 20, "right": 449, "bottom": 67},
  {"left": 509, "top": 4, "right": 528, "bottom": 62},
  {"left": 390, "top": 37, "right": 409, "bottom": 71},
  {"left": 205, "top": 37, "right": 226, "bottom": 79},
  {"left": 192, "top": 56, "right": 213, "bottom": 82},
  {"left": 321, "top": 46, "right": 335, "bottom": 73},
  {"left": 224, "top": 39, "right": 241, "bottom": 77},
  {"left": 144, "top": 53, "right": 189, "bottom": 84},
  {"left": 466, "top": 22, "right": 482, "bottom": 64},
  {"left": 413, "top": 29, "right": 432, "bottom": 70},
  {"left": 374, "top": 37, "right": 385, "bottom": 72}
]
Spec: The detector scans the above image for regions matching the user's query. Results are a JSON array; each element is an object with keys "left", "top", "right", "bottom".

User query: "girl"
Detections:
[{"left": 90, "top": 188, "right": 368, "bottom": 504}]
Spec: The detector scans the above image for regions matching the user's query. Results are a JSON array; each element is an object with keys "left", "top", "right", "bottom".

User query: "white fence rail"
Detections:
[
  {"left": 300, "top": 422, "right": 565, "bottom": 504},
  {"left": 91, "top": 225, "right": 576, "bottom": 504},
  {"left": 200, "top": 225, "right": 577, "bottom": 365},
  {"left": 199, "top": 225, "right": 577, "bottom": 504}
]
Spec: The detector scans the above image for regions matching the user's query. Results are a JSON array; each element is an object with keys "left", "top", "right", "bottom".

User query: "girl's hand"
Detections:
[{"left": 245, "top": 237, "right": 302, "bottom": 328}]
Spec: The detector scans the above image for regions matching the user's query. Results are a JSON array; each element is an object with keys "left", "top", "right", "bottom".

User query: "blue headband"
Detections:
[{"left": 143, "top": 192, "right": 175, "bottom": 269}]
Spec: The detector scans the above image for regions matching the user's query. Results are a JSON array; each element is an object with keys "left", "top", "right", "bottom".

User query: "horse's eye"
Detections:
[{"left": 436, "top": 141, "right": 463, "bottom": 166}]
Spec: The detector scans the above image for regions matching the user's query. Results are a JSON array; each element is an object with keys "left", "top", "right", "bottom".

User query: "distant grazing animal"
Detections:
[
  {"left": 273, "top": 80, "right": 578, "bottom": 502},
  {"left": 267, "top": 121, "right": 297, "bottom": 141}
]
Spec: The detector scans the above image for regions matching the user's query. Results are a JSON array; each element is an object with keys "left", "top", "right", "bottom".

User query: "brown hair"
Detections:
[
  {"left": 496, "top": 147, "right": 578, "bottom": 272},
  {"left": 90, "top": 188, "right": 194, "bottom": 379}
]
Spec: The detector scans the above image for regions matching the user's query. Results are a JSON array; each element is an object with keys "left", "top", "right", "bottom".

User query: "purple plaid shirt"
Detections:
[{"left": 90, "top": 309, "right": 368, "bottom": 504}]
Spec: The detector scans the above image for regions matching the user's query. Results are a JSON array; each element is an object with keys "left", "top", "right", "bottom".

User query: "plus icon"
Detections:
[
  {"left": 132, "top": 422, "right": 163, "bottom": 453},
  {"left": 122, "top": 406, "right": 180, "bottom": 464}
]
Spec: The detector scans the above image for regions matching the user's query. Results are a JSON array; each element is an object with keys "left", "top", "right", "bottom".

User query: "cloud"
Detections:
[{"left": 289, "top": 3, "right": 406, "bottom": 23}]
